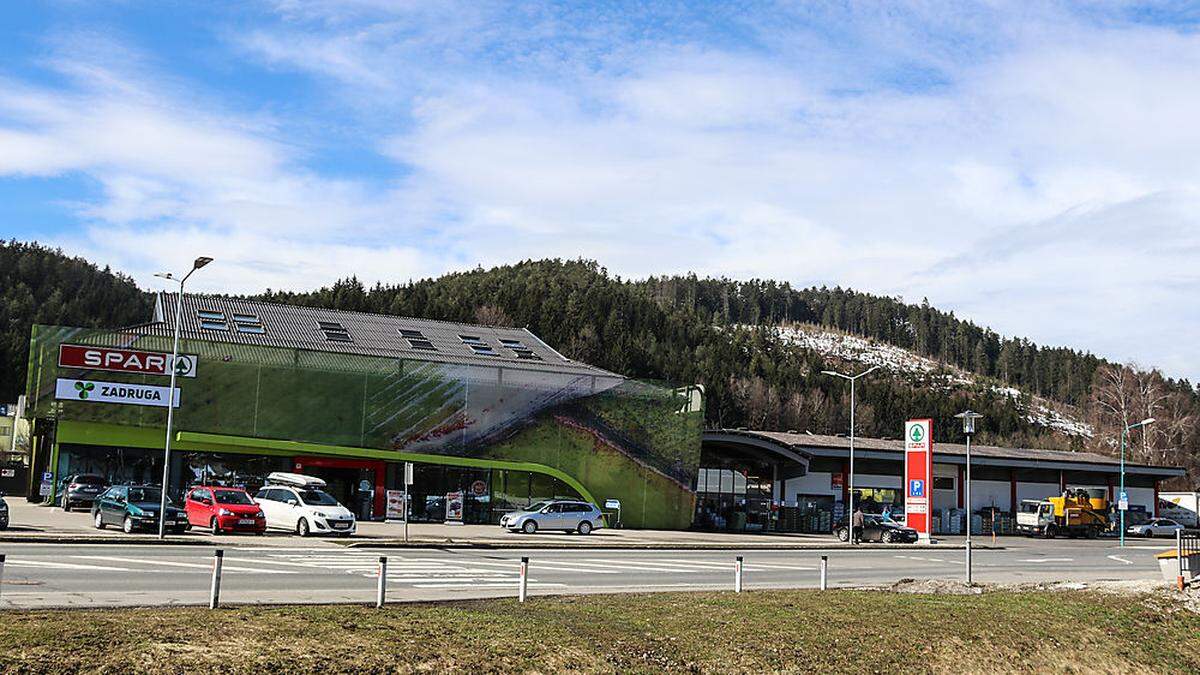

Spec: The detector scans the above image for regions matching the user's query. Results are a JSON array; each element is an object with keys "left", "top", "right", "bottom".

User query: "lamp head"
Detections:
[
  {"left": 193, "top": 256, "right": 213, "bottom": 270},
  {"left": 154, "top": 272, "right": 175, "bottom": 281},
  {"left": 955, "top": 410, "right": 983, "bottom": 435}
]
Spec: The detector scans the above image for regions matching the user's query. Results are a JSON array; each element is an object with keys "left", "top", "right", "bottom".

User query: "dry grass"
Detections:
[{"left": 0, "top": 589, "right": 1197, "bottom": 673}]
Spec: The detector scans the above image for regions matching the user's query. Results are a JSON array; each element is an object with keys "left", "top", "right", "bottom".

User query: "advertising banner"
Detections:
[
  {"left": 58, "top": 344, "right": 197, "bottom": 378},
  {"left": 904, "top": 418, "right": 934, "bottom": 542},
  {"left": 385, "top": 490, "right": 407, "bottom": 521},
  {"left": 55, "top": 378, "right": 180, "bottom": 408},
  {"left": 445, "top": 491, "right": 464, "bottom": 523}
]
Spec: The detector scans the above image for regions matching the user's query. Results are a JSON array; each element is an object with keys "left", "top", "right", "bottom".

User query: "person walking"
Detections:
[{"left": 851, "top": 506, "right": 865, "bottom": 544}]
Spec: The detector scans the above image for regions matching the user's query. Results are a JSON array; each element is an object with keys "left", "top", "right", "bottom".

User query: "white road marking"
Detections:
[
  {"left": 3, "top": 560, "right": 135, "bottom": 572},
  {"left": 412, "top": 582, "right": 568, "bottom": 589},
  {"left": 72, "top": 555, "right": 296, "bottom": 574},
  {"left": 1020, "top": 558, "right": 1074, "bottom": 564},
  {"left": 1107, "top": 555, "right": 1135, "bottom": 565}
]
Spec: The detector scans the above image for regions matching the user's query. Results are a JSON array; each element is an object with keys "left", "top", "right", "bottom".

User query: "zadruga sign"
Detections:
[
  {"left": 58, "top": 344, "right": 198, "bottom": 378},
  {"left": 54, "top": 378, "right": 180, "bottom": 409}
]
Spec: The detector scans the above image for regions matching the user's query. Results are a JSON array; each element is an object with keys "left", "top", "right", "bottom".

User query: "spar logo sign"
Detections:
[
  {"left": 909, "top": 424, "right": 924, "bottom": 443},
  {"left": 55, "top": 378, "right": 180, "bottom": 408},
  {"left": 58, "top": 345, "right": 197, "bottom": 378}
]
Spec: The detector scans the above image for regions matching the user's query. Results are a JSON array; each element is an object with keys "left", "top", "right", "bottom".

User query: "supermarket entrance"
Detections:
[{"left": 695, "top": 431, "right": 810, "bottom": 532}]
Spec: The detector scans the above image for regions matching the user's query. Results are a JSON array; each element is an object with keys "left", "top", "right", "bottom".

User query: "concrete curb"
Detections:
[
  {"left": 0, "top": 534, "right": 216, "bottom": 545},
  {"left": 341, "top": 540, "right": 1005, "bottom": 551},
  {"left": 0, "top": 532, "right": 1005, "bottom": 551}
]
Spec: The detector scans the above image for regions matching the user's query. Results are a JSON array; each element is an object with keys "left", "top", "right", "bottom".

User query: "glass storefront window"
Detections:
[{"left": 179, "top": 452, "right": 289, "bottom": 495}]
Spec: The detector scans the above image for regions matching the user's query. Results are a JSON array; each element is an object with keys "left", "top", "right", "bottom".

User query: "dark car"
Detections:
[
  {"left": 91, "top": 485, "right": 190, "bottom": 534},
  {"left": 59, "top": 473, "right": 108, "bottom": 511},
  {"left": 835, "top": 514, "right": 919, "bottom": 544}
]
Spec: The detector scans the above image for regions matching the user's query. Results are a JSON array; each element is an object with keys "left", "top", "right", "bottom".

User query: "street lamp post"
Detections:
[
  {"left": 1119, "top": 417, "right": 1156, "bottom": 548},
  {"left": 955, "top": 410, "right": 983, "bottom": 585},
  {"left": 154, "top": 256, "right": 212, "bottom": 539},
  {"left": 822, "top": 365, "right": 879, "bottom": 545}
]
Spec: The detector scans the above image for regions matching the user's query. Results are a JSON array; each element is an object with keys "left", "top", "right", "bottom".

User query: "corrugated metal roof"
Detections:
[
  {"left": 713, "top": 429, "right": 1183, "bottom": 473},
  {"left": 130, "top": 293, "right": 618, "bottom": 378}
]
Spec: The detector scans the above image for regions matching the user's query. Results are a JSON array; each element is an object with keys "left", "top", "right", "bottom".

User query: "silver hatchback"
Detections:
[{"left": 500, "top": 500, "right": 604, "bottom": 535}]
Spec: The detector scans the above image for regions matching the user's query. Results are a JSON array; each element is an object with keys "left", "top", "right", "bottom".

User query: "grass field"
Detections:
[{"left": 1, "top": 590, "right": 1198, "bottom": 673}]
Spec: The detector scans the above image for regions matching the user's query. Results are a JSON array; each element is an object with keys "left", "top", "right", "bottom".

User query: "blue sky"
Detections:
[{"left": 2, "top": 1, "right": 1199, "bottom": 382}]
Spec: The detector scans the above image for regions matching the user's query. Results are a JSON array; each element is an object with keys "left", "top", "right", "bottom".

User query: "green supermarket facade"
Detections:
[{"left": 24, "top": 294, "right": 704, "bottom": 529}]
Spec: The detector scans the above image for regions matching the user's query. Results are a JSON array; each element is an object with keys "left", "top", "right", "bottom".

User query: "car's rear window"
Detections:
[
  {"left": 214, "top": 490, "right": 254, "bottom": 505},
  {"left": 76, "top": 475, "right": 106, "bottom": 485}
]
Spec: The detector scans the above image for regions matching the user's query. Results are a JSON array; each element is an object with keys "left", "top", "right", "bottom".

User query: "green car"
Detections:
[{"left": 91, "top": 485, "right": 190, "bottom": 534}]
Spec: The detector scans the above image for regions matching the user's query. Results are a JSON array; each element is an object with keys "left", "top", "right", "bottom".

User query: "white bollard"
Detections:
[
  {"left": 518, "top": 556, "right": 529, "bottom": 603},
  {"left": 209, "top": 549, "right": 224, "bottom": 609},
  {"left": 0, "top": 553, "right": 5, "bottom": 602},
  {"left": 819, "top": 555, "right": 827, "bottom": 591},
  {"left": 376, "top": 556, "right": 388, "bottom": 608},
  {"left": 1177, "top": 530, "right": 1185, "bottom": 590},
  {"left": 735, "top": 555, "right": 743, "bottom": 593},
  {"left": 966, "top": 539, "right": 973, "bottom": 586}
]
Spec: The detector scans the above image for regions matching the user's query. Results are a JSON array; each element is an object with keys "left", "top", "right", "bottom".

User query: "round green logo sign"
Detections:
[{"left": 909, "top": 424, "right": 924, "bottom": 442}]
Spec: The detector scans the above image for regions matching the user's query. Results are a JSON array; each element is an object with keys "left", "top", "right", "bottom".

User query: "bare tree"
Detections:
[{"left": 474, "top": 304, "right": 514, "bottom": 327}]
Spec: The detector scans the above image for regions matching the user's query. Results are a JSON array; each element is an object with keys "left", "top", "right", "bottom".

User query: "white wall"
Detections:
[
  {"left": 1015, "top": 482, "right": 1060, "bottom": 505},
  {"left": 1127, "top": 486, "right": 1155, "bottom": 512},
  {"left": 970, "top": 480, "right": 1011, "bottom": 512},
  {"left": 783, "top": 472, "right": 836, "bottom": 505}
]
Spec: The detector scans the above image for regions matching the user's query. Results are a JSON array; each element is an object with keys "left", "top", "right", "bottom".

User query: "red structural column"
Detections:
[
  {"left": 841, "top": 460, "right": 850, "bottom": 506},
  {"left": 1106, "top": 475, "right": 1114, "bottom": 502},
  {"left": 1009, "top": 469, "right": 1017, "bottom": 516},
  {"left": 1059, "top": 470, "right": 1066, "bottom": 493},
  {"left": 1153, "top": 481, "right": 1159, "bottom": 517},
  {"left": 957, "top": 465, "right": 964, "bottom": 509}
]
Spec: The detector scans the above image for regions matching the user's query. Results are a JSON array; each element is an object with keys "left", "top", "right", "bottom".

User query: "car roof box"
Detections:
[{"left": 265, "top": 472, "right": 326, "bottom": 489}]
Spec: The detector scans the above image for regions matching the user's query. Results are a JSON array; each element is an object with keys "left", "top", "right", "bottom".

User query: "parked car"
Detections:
[
  {"left": 59, "top": 473, "right": 108, "bottom": 511},
  {"left": 1127, "top": 518, "right": 1185, "bottom": 538},
  {"left": 499, "top": 500, "right": 604, "bottom": 535},
  {"left": 185, "top": 486, "right": 266, "bottom": 534},
  {"left": 253, "top": 472, "right": 356, "bottom": 537},
  {"left": 92, "top": 485, "right": 190, "bottom": 534},
  {"left": 0, "top": 492, "right": 9, "bottom": 530},
  {"left": 835, "top": 514, "right": 919, "bottom": 543}
]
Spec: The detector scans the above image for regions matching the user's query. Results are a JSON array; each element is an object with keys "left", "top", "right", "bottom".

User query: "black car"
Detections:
[
  {"left": 91, "top": 485, "right": 190, "bottom": 534},
  {"left": 59, "top": 473, "right": 108, "bottom": 511},
  {"left": 835, "top": 515, "right": 919, "bottom": 544}
]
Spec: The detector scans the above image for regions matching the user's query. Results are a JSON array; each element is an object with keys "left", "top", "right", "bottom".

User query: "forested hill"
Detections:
[
  {"left": 0, "top": 241, "right": 151, "bottom": 397},
  {"left": 2, "top": 245, "right": 1196, "bottom": 484}
]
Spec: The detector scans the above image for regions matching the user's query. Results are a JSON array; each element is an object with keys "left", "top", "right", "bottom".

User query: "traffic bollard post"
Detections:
[
  {"left": 1177, "top": 530, "right": 1185, "bottom": 591},
  {"left": 0, "top": 553, "right": 5, "bottom": 601},
  {"left": 819, "top": 555, "right": 827, "bottom": 591},
  {"left": 209, "top": 549, "right": 224, "bottom": 609},
  {"left": 966, "top": 539, "right": 973, "bottom": 586},
  {"left": 518, "top": 556, "right": 529, "bottom": 603},
  {"left": 735, "top": 555, "right": 743, "bottom": 593},
  {"left": 376, "top": 556, "right": 388, "bottom": 608}
]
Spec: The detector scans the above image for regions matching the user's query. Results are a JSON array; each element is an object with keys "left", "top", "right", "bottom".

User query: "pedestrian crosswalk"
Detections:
[
  {"left": 244, "top": 551, "right": 812, "bottom": 588},
  {"left": 2, "top": 551, "right": 811, "bottom": 589}
]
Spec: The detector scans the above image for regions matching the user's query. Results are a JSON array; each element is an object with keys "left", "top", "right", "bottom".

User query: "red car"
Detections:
[{"left": 184, "top": 486, "right": 266, "bottom": 534}]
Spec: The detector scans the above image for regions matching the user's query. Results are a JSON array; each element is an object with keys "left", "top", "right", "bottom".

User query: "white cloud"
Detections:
[{"left": 3, "top": 3, "right": 1199, "bottom": 381}]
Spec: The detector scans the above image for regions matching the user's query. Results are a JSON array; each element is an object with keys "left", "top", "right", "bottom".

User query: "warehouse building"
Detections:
[
  {"left": 696, "top": 429, "right": 1186, "bottom": 534},
  {"left": 23, "top": 295, "right": 702, "bottom": 529}
]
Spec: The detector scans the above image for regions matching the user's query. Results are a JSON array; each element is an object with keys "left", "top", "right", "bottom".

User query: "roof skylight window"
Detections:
[
  {"left": 399, "top": 328, "right": 437, "bottom": 351},
  {"left": 318, "top": 320, "right": 352, "bottom": 343},
  {"left": 459, "top": 335, "right": 498, "bottom": 356}
]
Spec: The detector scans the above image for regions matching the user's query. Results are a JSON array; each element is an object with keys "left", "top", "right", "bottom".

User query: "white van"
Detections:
[{"left": 253, "top": 472, "right": 357, "bottom": 537}]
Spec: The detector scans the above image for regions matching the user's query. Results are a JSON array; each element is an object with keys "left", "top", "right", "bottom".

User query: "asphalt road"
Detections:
[{"left": 0, "top": 537, "right": 1175, "bottom": 609}]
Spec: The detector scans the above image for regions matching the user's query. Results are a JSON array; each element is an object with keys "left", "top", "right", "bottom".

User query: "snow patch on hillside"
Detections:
[{"left": 767, "top": 324, "right": 1095, "bottom": 438}]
